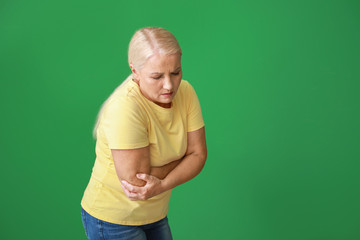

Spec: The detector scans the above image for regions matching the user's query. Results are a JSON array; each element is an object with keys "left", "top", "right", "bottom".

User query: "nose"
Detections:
[{"left": 163, "top": 76, "right": 173, "bottom": 91}]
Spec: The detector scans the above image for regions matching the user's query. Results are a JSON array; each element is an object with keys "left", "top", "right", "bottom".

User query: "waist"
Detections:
[{"left": 81, "top": 159, "right": 172, "bottom": 224}]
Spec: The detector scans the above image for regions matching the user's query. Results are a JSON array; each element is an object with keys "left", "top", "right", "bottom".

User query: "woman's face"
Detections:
[{"left": 131, "top": 53, "right": 182, "bottom": 108}]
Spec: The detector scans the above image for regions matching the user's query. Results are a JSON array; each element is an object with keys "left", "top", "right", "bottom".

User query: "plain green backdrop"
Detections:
[{"left": 1, "top": 0, "right": 359, "bottom": 239}]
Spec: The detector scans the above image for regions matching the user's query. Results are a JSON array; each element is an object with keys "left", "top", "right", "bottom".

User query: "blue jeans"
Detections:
[{"left": 81, "top": 207, "right": 173, "bottom": 240}]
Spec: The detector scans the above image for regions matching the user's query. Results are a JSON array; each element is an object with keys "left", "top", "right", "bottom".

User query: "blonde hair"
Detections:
[{"left": 92, "top": 27, "right": 182, "bottom": 139}]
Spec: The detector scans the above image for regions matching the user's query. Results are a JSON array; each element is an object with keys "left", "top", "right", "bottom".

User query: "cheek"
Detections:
[
  {"left": 175, "top": 75, "right": 182, "bottom": 87},
  {"left": 177, "top": 73, "right": 183, "bottom": 83},
  {"left": 143, "top": 80, "right": 161, "bottom": 95}
]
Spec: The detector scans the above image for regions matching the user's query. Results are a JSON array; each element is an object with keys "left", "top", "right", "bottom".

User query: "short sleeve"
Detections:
[
  {"left": 101, "top": 97, "right": 149, "bottom": 149},
  {"left": 186, "top": 83, "right": 205, "bottom": 132}
]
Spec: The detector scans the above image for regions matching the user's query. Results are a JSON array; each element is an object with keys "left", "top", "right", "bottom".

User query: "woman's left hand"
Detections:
[{"left": 121, "top": 173, "right": 164, "bottom": 201}]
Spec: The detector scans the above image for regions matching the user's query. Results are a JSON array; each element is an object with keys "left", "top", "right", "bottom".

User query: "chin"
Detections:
[
  {"left": 159, "top": 97, "right": 173, "bottom": 103},
  {"left": 154, "top": 99, "right": 172, "bottom": 107}
]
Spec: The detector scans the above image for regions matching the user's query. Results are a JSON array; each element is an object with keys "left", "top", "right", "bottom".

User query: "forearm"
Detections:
[
  {"left": 119, "top": 157, "right": 180, "bottom": 186},
  {"left": 150, "top": 159, "right": 182, "bottom": 180},
  {"left": 120, "top": 155, "right": 205, "bottom": 201},
  {"left": 120, "top": 128, "right": 207, "bottom": 201},
  {"left": 161, "top": 152, "right": 206, "bottom": 192}
]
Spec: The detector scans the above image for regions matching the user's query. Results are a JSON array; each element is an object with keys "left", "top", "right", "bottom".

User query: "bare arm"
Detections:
[
  {"left": 161, "top": 126, "right": 207, "bottom": 191},
  {"left": 111, "top": 147, "right": 150, "bottom": 187},
  {"left": 111, "top": 147, "right": 182, "bottom": 186},
  {"left": 121, "top": 127, "right": 207, "bottom": 200},
  {"left": 150, "top": 159, "right": 182, "bottom": 180}
]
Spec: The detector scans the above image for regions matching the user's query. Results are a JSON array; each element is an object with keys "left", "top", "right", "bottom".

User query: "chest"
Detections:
[{"left": 146, "top": 107, "right": 187, "bottom": 166}]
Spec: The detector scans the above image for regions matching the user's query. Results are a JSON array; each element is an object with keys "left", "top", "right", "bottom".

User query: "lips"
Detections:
[{"left": 161, "top": 92, "right": 173, "bottom": 97}]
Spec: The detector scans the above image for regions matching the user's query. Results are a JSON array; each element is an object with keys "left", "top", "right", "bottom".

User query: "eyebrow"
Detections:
[{"left": 150, "top": 66, "right": 182, "bottom": 75}]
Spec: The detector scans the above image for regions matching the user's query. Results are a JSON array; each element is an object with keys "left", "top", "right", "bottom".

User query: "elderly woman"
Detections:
[{"left": 81, "top": 27, "right": 207, "bottom": 240}]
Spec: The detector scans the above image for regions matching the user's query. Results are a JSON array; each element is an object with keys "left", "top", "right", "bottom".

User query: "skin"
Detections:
[
  {"left": 112, "top": 52, "right": 207, "bottom": 201},
  {"left": 112, "top": 147, "right": 182, "bottom": 187},
  {"left": 130, "top": 53, "right": 183, "bottom": 108},
  {"left": 121, "top": 127, "right": 207, "bottom": 201}
]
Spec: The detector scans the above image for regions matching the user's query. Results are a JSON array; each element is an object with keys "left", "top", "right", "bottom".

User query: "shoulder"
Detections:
[
  {"left": 174, "top": 80, "right": 201, "bottom": 111},
  {"left": 179, "top": 79, "right": 191, "bottom": 89},
  {"left": 177, "top": 79, "right": 196, "bottom": 96},
  {"left": 102, "top": 80, "right": 146, "bottom": 120},
  {"left": 108, "top": 80, "right": 143, "bottom": 108},
  {"left": 111, "top": 79, "right": 141, "bottom": 103}
]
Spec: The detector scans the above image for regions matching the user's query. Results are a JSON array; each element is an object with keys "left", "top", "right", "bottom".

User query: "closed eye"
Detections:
[{"left": 151, "top": 70, "right": 180, "bottom": 79}]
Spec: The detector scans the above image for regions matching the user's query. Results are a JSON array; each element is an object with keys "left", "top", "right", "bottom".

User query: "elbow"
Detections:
[
  {"left": 201, "top": 147, "right": 207, "bottom": 165},
  {"left": 200, "top": 154, "right": 207, "bottom": 170},
  {"left": 120, "top": 173, "right": 146, "bottom": 187},
  {"left": 117, "top": 169, "right": 149, "bottom": 187},
  {"left": 195, "top": 150, "right": 207, "bottom": 171}
]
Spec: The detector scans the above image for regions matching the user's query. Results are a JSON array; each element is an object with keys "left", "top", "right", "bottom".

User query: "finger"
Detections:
[
  {"left": 129, "top": 196, "right": 142, "bottom": 201},
  {"left": 121, "top": 180, "right": 132, "bottom": 191},
  {"left": 121, "top": 182, "right": 134, "bottom": 195},
  {"left": 136, "top": 173, "right": 153, "bottom": 182},
  {"left": 120, "top": 184, "right": 132, "bottom": 196},
  {"left": 121, "top": 180, "right": 139, "bottom": 192},
  {"left": 121, "top": 180, "right": 143, "bottom": 194},
  {"left": 129, "top": 195, "right": 146, "bottom": 201},
  {"left": 121, "top": 184, "right": 140, "bottom": 198}
]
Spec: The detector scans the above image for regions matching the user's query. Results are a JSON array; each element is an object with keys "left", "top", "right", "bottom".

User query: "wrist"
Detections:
[{"left": 160, "top": 177, "right": 172, "bottom": 193}]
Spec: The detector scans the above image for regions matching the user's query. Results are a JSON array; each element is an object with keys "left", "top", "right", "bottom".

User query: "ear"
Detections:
[{"left": 129, "top": 63, "right": 139, "bottom": 79}]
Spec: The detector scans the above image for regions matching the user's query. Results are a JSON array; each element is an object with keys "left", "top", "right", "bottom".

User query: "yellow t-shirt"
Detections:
[{"left": 81, "top": 79, "right": 204, "bottom": 225}]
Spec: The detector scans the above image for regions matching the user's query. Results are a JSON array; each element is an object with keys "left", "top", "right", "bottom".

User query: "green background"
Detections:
[{"left": 1, "top": 0, "right": 359, "bottom": 239}]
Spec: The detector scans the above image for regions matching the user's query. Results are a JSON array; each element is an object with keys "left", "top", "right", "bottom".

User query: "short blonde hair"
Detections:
[
  {"left": 128, "top": 27, "right": 182, "bottom": 70},
  {"left": 92, "top": 27, "right": 182, "bottom": 139}
]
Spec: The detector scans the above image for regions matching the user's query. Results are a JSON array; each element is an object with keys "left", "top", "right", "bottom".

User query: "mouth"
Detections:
[{"left": 161, "top": 92, "right": 173, "bottom": 97}]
